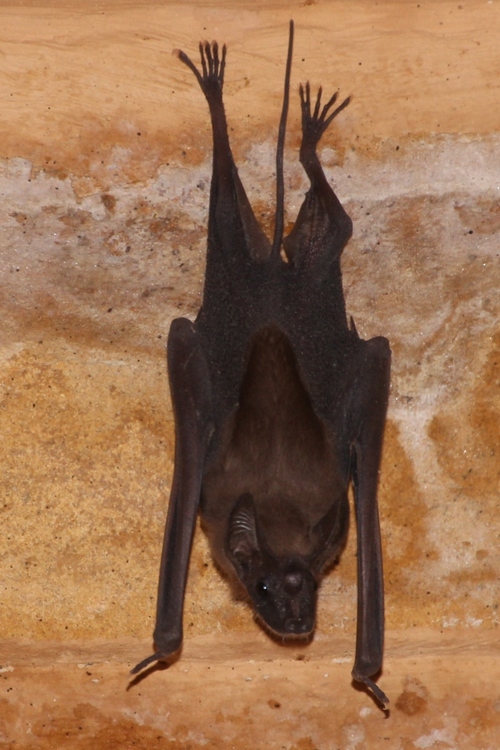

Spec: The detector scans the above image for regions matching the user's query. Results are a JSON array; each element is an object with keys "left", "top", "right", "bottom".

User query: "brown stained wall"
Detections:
[{"left": 0, "top": 1, "right": 500, "bottom": 747}]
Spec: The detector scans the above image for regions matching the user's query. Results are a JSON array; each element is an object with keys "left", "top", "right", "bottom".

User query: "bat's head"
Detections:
[{"left": 225, "top": 492, "right": 348, "bottom": 638}]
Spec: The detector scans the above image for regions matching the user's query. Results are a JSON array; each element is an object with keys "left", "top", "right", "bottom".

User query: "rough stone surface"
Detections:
[
  {"left": 1, "top": 1, "right": 499, "bottom": 746},
  {"left": 1, "top": 632, "right": 500, "bottom": 749}
]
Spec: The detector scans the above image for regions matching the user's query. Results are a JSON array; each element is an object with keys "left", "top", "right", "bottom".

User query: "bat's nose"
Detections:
[{"left": 284, "top": 617, "right": 312, "bottom": 634}]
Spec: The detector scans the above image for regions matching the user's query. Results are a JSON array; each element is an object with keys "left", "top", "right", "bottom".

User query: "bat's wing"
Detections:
[
  {"left": 283, "top": 80, "right": 390, "bottom": 706},
  {"left": 348, "top": 335, "right": 391, "bottom": 707},
  {"left": 131, "top": 318, "right": 212, "bottom": 674},
  {"left": 175, "top": 42, "right": 271, "bottom": 263}
]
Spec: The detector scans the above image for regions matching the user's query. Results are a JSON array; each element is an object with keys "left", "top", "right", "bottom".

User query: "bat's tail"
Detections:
[{"left": 271, "top": 19, "right": 294, "bottom": 258}]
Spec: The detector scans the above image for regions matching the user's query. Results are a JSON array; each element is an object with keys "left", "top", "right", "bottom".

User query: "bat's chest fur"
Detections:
[
  {"left": 201, "top": 325, "right": 345, "bottom": 558},
  {"left": 229, "top": 325, "right": 331, "bottom": 475}
]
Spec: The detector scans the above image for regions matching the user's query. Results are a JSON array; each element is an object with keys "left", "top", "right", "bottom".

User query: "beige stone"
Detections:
[
  {"left": 1, "top": 1, "right": 499, "bottom": 746},
  {"left": 2, "top": 631, "right": 500, "bottom": 748}
]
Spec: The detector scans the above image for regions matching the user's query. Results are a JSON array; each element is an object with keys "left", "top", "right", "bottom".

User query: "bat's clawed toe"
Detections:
[
  {"left": 197, "top": 40, "right": 226, "bottom": 82},
  {"left": 312, "top": 86, "right": 323, "bottom": 119},
  {"left": 300, "top": 80, "right": 311, "bottom": 112}
]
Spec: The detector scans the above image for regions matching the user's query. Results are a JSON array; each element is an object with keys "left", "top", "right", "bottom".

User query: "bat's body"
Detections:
[{"left": 133, "top": 23, "right": 390, "bottom": 706}]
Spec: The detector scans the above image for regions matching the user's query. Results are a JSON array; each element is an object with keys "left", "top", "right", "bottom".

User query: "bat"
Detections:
[{"left": 132, "top": 21, "right": 390, "bottom": 707}]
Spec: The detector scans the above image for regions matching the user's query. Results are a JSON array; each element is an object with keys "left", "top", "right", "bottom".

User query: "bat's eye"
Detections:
[{"left": 256, "top": 580, "right": 269, "bottom": 597}]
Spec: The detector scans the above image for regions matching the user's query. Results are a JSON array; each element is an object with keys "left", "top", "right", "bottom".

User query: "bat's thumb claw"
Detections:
[
  {"left": 352, "top": 672, "right": 389, "bottom": 709},
  {"left": 130, "top": 651, "right": 164, "bottom": 675},
  {"left": 368, "top": 681, "right": 390, "bottom": 709}
]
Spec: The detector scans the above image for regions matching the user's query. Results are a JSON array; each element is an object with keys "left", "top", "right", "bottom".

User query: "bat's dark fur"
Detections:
[{"left": 132, "top": 22, "right": 390, "bottom": 707}]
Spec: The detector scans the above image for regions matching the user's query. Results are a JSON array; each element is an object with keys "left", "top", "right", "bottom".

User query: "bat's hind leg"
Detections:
[
  {"left": 283, "top": 83, "right": 352, "bottom": 266},
  {"left": 175, "top": 41, "right": 271, "bottom": 262},
  {"left": 175, "top": 41, "right": 235, "bottom": 192}
]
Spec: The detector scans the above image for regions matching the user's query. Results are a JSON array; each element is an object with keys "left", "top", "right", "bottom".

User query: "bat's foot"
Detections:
[
  {"left": 174, "top": 41, "right": 227, "bottom": 97},
  {"left": 299, "top": 82, "right": 350, "bottom": 153}
]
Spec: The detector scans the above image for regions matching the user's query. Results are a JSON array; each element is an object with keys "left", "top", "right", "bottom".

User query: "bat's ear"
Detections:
[
  {"left": 309, "top": 492, "right": 349, "bottom": 571},
  {"left": 226, "top": 493, "right": 262, "bottom": 571}
]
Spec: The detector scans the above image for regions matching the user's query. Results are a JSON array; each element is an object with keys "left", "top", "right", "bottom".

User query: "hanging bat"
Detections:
[{"left": 132, "top": 21, "right": 390, "bottom": 707}]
